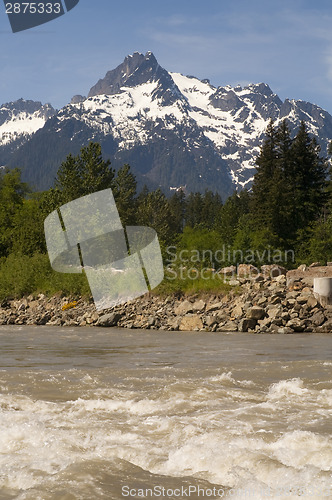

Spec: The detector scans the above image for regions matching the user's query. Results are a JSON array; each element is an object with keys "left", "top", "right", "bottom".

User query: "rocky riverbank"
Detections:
[{"left": 1, "top": 265, "right": 332, "bottom": 333}]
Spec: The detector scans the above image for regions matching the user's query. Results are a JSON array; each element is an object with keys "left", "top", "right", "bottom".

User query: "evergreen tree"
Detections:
[
  {"left": 328, "top": 140, "right": 332, "bottom": 157},
  {"left": 136, "top": 185, "right": 150, "bottom": 203},
  {"left": 289, "top": 121, "right": 328, "bottom": 235},
  {"left": 201, "top": 190, "right": 223, "bottom": 229},
  {"left": 54, "top": 142, "right": 115, "bottom": 204},
  {"left": 217, "top": 190, "right": 251, "bottom": 245},
  {"left": 185, "top": 192, "right": 203, "bottom": 227},
  {"left": 112, "top": 164, "right": 137, "bottom": 225},
  {"left": 0, "top": 169, "right": 30, "bottom": 257},
  {"left": 169, "top": 189, "right": 186, "bottom": 234},
  {"left": 273, "top": 119, "right": 293, "bottom": 241},
  {"left": 251, "top": 119, "right": 328, "bottom": 247},
  {"left": 54, "top": 153, "right": 80, "bottom": 202},
  {"left": 11, "top": 196, "right": 46, "bottom": 256},
  {"left": 327, "top": 141, "right": 332, "bottom": 213},
  {"left": 136, "top": 189, "right": 176, "bottom": 251},
  {"left": 251, "top": 119, "right": 279, "bottom": 232}
]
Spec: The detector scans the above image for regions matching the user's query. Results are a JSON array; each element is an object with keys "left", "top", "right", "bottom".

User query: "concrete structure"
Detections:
[{"left": 313, "top": 278, "right": 332, "bottom": 307}]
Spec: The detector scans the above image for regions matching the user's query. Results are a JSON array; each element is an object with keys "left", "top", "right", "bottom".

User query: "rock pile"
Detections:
[
  {"left": 0, "top": 294, "right": 98, "bottom": 327},
  {"left": 0, "top": 266, "right": 332, "bottom": 333}
]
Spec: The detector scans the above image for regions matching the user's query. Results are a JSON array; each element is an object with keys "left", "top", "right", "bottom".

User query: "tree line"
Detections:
[
  {"left": 0, "top": 119, "right": 332, "bottom": 290},
  {"left": 0, "top": 142, "right": 225, "bottom": 261}
]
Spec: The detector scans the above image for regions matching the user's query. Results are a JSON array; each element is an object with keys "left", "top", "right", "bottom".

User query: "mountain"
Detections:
[
  {"left": 0, "top": 99, "right": 55, "bottom": 166},
  {"left": 2, "top": 52, "right": 332, "bottom": 198}
]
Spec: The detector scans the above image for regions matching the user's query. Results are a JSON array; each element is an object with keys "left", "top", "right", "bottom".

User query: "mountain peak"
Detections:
[
  {"left": 3, "top": 52, "right": 332, "bottom": 197},
  {"left": 88, "top": 51, "right": 162, "bottom": 97},
  {"left": 0, "top": 98, "right": 55, "bottom": 128},
  {"left": 244, "top": 82, "right": 274, "bottom": 97}
]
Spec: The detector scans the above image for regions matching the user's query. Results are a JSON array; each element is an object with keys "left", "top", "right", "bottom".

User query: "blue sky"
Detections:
[{"left": 1, "top": 0, "right": 332, "bottom": 114}]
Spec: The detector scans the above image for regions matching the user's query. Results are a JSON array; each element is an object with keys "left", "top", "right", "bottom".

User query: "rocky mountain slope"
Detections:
[{"left": 2, "top": 52, "right": 332, "bottom": 197}]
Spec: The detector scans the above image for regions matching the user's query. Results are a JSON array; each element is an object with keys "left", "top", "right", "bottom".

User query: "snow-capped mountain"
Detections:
[
  {"left": 0, "top": 99, "right": 55, "bottom": 165},
  {"left": 2, "top": 52, "right": 332, "bottom": 197}
]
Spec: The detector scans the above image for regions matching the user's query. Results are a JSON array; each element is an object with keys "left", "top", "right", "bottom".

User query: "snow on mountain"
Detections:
[
  {"left": 2, "top": 52, "right": 332, "bottom": 196},
  {"left": 169, "top": 74, "right": 332, "bottom": 187},
  {"left": 59, "top": 80, "right": 192, "bottom": 151},
  {"left": 70, "top": 52, "right": 332, "bottom": 190},
  {"left": 0, "top": 98, "right": 55, "bottom": 149}
]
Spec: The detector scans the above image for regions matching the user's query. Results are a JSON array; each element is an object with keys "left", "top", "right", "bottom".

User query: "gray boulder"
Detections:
[{"left": 98, "top": 312, "right": 122, "bottom": 327}]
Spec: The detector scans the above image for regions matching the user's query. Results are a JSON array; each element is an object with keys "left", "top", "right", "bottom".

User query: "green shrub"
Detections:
[{"left": 0, "top": 253, "right": 90, "bottom": 300}]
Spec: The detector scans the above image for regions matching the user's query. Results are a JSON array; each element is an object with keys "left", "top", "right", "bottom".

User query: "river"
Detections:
[{"left": 0, "top": 326, "right": 331, "bottom": 499}]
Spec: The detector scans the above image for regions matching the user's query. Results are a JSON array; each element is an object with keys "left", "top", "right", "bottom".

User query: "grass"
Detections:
[
  {"left": 0, "top": 253, "right": 90, "bottom": 301},
  {"left": 153, "top": 267, "right": 237, "bottom": 297},
  {"left": 0, "top": 254, "right": 239, "bottom": 301}
]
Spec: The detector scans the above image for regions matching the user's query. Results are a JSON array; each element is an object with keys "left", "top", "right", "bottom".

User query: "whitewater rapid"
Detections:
[{"left": 0, "top": 327, "right": 331, "bottom": 499}]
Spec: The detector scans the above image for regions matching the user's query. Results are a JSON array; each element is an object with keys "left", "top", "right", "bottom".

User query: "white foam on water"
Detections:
[
  {"left": 208, "top": 371, "right": 256, "bottom": 387},
  {"left": 317, "top": 389, "right": 332, "bottom": 407},
  {"left": 270, "top": 431, "right": 331, "bottom": 471},
  {"left": 267, "top": 378, "right": 309, "bottom": 399},
  {"left": 0, "top": 367, "right": 331, "bottom": 497},
  {"left": 209, "top": 371, "right": 236, "bottom": 384},
  {"left": 159, "top": 429, "right": 332, "bottom": 499}
]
